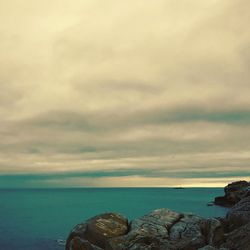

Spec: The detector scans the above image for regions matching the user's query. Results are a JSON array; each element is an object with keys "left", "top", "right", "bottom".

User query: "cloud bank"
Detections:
[{"left": 0, "top": 0, "right": 250, "bottom": 187}]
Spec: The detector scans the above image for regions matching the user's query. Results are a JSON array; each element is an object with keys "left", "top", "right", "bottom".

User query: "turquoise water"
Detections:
[{"left": 0, "top": 188, "right": 227, "bottom": 250}]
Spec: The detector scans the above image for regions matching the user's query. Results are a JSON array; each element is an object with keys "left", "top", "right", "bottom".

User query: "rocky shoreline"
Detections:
[{"left": 66, "top": 181, "right": 250, "bottom": 250}]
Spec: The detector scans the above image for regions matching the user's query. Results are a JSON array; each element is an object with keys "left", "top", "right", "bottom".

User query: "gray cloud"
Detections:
[{"left": 0, "top": 0, "right": 250, "bottom": 186}]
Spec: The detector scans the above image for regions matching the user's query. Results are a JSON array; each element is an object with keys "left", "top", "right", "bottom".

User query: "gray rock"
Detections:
[
  {"left": 226, "top": 196, "right": 250, "bottom": 229},
  {"left": 169, "top": 213, "right": 206, "bottom": 250},
  {"left": 108, "top": 210, "right": 211, "bottom": 250},
  {"left": 198, "top": 246, "right": 218, "bottom": 250},
  {"left": 108, "top": 235, "right": 176, "bottom": 250},
  {"left": 108, "top": 208, "right": 181, "bottom": 250},
  {"left": 198, "top": 246, "right": 229, "bottom": 250},
  {"left": 170, "top": 213, "right": 203, "bottom": 239}
]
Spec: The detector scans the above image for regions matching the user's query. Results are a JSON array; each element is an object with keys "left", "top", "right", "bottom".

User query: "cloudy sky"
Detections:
[{"left": 0, "top": 0, "right": 250, "bottom": 187}]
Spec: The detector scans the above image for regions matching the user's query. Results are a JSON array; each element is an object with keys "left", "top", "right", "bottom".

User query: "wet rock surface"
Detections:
[{"left": 66, "top": 181, "right": 250, "bottom": 250}]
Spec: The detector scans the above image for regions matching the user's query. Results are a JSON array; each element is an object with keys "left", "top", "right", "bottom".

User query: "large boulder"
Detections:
[
  {"left": 66, "top": 213, "right": 129, "bottom": 250},
  {"left": 214, "top": 181, "right": 250, "bottom": 207}
]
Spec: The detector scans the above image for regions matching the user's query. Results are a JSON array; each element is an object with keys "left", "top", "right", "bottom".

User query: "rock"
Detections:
[
  {"left": 86, "top": 213, "right": 128, "bottom": 248},
  {"left": 56, "top": 239, "right": 66, "bottom": 246},
  {"left": 108, "top": 208, "right": 181, "bottom": 250},
  {"left": 66, "top": 213, "right": 129, "bottom": 250},
  {"left": 68, "top": 237, "right": 103, "bottom": 250},
  {"left": 214, "top": 181, "right": 250, "bottom": 207},
  {"left": 169, "top": 213, "right": 206, "bottom": 249},
  {"left": 224, "top": 181, "right": 249, "bottom": 195},
  {"left": 65, "top": 209, "right": 241, "bottom": 250},
  {"left": 133, "top": 208, "right": 182, "bottom": 230},
  {"left": 108, "top": 234, "right": 175, "bottom": 250},
  {"left": 202, "top": 218, "right": 224, "bottom": 247},
  {"left": 66, "top": 223, "right": 88, "bottom": 250},
  {"left": 214, "top": 196, "right": 231, "bottom": 207},
  {"left": 207, "top": 202, "right": 214, "bottom": 206},
  {"left": 198, "top": 246, "right": 228, "bottom": 250},
  {"left": 108, "top": 210, "right": 214, "bottom": 250},
  {"left": 66, "top": 209, "right": 227, "bottom": 250},
  {"left": 221, "top": 222, "right": 250, "bottom": 250},
  {"left": 226, "top": 195, "right": 250, "bottom": 230},
  {"left": 198, "top": 246, "right": 218, "bottom": 250}
]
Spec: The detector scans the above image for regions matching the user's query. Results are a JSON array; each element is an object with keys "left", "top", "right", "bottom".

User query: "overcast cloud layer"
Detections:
[{"left": 0, "top": 0, "right": 250, "bottom": 187}]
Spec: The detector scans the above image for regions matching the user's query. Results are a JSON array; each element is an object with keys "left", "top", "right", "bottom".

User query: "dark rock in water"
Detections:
[
  {"left": 214, "top": 180, "right": 250, "bottom": 207},
  {"left": 57, "top": 239, "right": 66, "bottom": 246},
  {"left": 214, "top": 196, "right": 232, "bottom": 207},
  {"left": 207, "top": 202, "right": 214, "bottom": 206}
]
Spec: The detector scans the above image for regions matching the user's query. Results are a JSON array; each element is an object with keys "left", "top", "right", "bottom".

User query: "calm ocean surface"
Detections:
[{"left": 0, "top": 188, "right": 227, "bottom": 250}]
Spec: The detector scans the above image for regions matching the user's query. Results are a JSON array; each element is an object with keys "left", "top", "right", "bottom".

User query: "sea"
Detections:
[{"left": 0, "top": 188, "right": 228, "bottom": 250}]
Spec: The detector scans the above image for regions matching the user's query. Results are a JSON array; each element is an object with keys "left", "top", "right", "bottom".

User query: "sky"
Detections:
[{"left": 0, "top": 0, "right": 250, "bottom": 187}]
